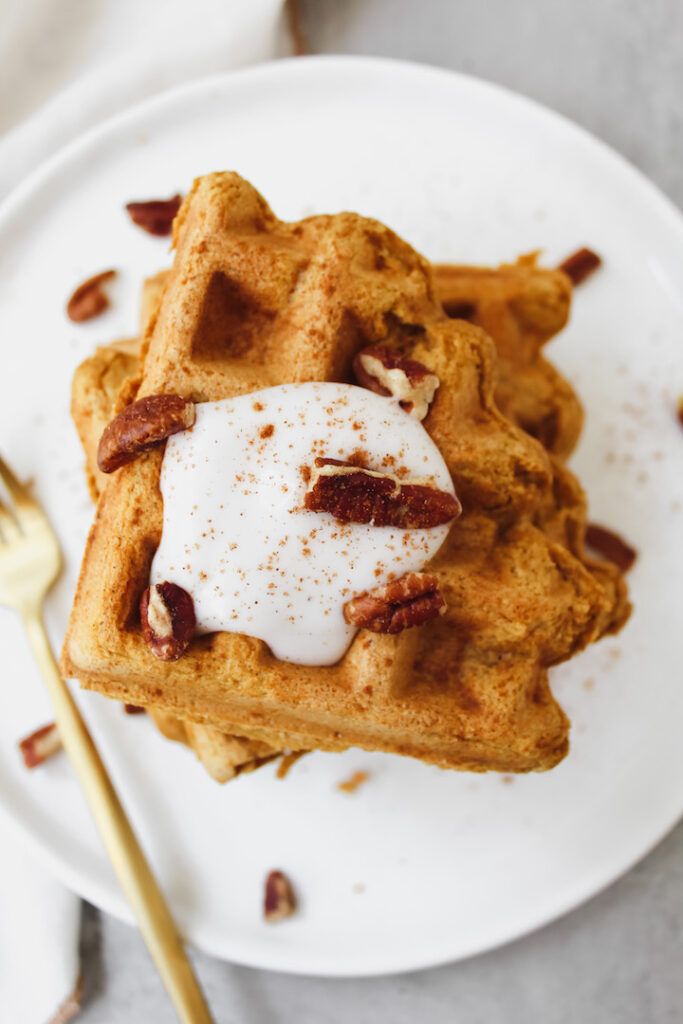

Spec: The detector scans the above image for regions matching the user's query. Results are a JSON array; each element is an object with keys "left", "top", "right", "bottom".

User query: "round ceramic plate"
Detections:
[{"left": 0, "top": 57, "right": 681, "bottom": 977}]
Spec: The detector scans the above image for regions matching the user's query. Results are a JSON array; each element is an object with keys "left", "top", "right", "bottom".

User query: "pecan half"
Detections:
[
  {"left": 264, "top": 870, "right": 297, "bottom": 923},
  {"left": 125, "top": 194, "right": 183, "bottom": 236},
  {"left": 140, "top": 582, "right": 196, "bottom": 660},
  {"left": 66, "top": 269, "right": 116, "bottom": 322},
  {"left": 585, "top": 524, "right": 636, "bottom": 572},
  {"left": 305, "top": 458, "right": 460, "bottom": 528},
  {"left": 19, "top": 722, "right": 62, "bottom": 768},
  {"left": 97, "top": 393, "right": 195, "bottom": 472},
  {"left": 344, "top": 572, "right": 446, "bottom": 633},
  {"left": 558, "top": 247, "right": 602, "bottom": 286},
  {"left": 353, "top": 345, "right": 439, "bottom": 420}
]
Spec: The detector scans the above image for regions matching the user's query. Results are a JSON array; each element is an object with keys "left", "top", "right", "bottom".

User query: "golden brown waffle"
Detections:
[
  {"left": 63, "top": 172, "right": 628, "bottom": 774},
  {"left": 71, "top": 275, "right": 285, "bottom": 783},
  {"left": 434, "top": 257, "right": 582, "bottom": 460}
]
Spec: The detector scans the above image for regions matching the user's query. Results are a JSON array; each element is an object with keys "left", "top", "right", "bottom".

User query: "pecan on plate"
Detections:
[
  {"left": 125, "top": 194, "right": 183, "bottom": 236},
  {"left": 19, "top": 722, "right": 62, "bottom": 768},
  {"left": 97, "top": 393, "right": 195, "bottom": 473},
  {"left": 353, "top": 345, "right": 439, "bottom": 420},
  {"left": 585, "top": 524, "right": 636, "bottom": 572},
  {"left": 264, "top": 870, "right": 297, "bottom": 923},
  {"left": 344, "top": 572, "right": 446, "bottom": 634},
  {"left": 140, "top": 582, "right": 196, "bottom": 661},
  {"left": 66, "top": 269, "right": 116, "bottom": 323},
  {"left": 304, "top": 459, "right": 460, "bottom": 529},
  {"left": 558, "top": 247, "right": 602, "bottom": 286}
]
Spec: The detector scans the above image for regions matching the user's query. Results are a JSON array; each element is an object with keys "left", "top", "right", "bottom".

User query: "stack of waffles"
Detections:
[{"left": 62, "top": 172, "right": 629, "bottom": 782}]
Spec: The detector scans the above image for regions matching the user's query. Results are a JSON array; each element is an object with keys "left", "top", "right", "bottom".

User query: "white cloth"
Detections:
[{"left": 0, "top": 2, "right": 289, "bottom": 1019}]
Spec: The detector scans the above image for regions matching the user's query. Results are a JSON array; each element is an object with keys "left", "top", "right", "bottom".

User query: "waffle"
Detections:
[
  {"left": 71, "top": 275, "right": 284, "bottom": 783},
  {"left": 434, "top": 257, "right": 582, "bottom": 459},
  {"left": 63, "top": 172, "right": 628, "bottom": 774}
]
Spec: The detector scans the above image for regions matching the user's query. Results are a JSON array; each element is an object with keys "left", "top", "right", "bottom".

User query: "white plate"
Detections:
[{"left": 0, "top": 56, "right": 682, "bottom": 977}]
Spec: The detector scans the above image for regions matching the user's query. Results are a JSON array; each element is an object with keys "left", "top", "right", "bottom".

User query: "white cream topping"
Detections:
[{"left": 151, "top": 382, "right": 454, "bottom": 666}]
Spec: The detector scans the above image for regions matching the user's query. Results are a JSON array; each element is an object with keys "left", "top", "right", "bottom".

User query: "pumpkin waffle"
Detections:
[
  {"left": 434, "top": 256, "right": 582, "bottom": 459},
  {"left": 63, "top": 172, "right": 628, "bottom": 774}
]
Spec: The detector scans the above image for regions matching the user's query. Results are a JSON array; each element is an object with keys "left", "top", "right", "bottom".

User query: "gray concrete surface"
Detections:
[{"left": 78, "top": 2, "right": 683, "bottom": 1020}]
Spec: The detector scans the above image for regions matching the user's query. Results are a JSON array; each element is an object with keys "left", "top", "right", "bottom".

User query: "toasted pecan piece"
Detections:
[
  {"left": 140, "top": 582, "right": 196, "bottom": 661},
  {"left": 344, "top": 571, "right": 446, "bottom": 633},
  {"left": 353, "top": 345, "right": 439, "bottom": 419},
  {"left": 125, "top": 194, "right": 183, "bottom": 236},
  {"left": 304, "top": 459, "right": 460, "bottom": 528},
  {"left": 264, "top": 870, "right": 297, "bottom": 923},
  {"left": 97, "top": 393, "right": 195, "bottom": 473},
  {"left": 558, "top": 247, "right": 602, "bottom": 286},
  {"left": 19, "top": 722, "right": 62, "bottom": 768},
  {"left": 66, "top": 269, "right": 116, "bottom": 323},
  {"left": 585, "top": 524, "right": 636, "bottom": 572}
]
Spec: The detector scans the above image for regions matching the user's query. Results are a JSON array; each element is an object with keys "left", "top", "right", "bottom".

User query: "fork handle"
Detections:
[{"left": 22, "top": 610, "right": 215, "bottom": 1024}]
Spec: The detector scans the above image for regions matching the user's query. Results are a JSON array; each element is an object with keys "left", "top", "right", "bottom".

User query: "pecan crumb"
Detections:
[
  {"left": 253, "top": 401, "right": 264, "bottom": 411},
  {"left": 585, "top": 523, "right": 637, "bottom": 572},
  {"left": 677, "top": 395, "right": 683, "bottom": 429},
  {"left": 19, "top": 722, "right": 62, "bottom": 768},
  {"left": 264, "top": 870, "right": 297, "bottom": 923},
  {"left": 260, "top": 424, "right": 275, "bottom": 439},
  {"left": 66, "top": 269, "right": 116, "bottom": 322},
  {"left": 123, "top": 704, "right": 146, "bottom": 715},
  {"left": 125, "top": 194, "right": 183, "bottom": 236},
  {"left": 558, "top": 247, "right": 602, "bottom": 286},
  {"left": 338, "top": 770, "right": 369, "bottom": 794}
]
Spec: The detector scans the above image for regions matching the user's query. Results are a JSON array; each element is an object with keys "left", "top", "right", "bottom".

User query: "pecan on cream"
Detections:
[
  {"left": 344, "top": 572, "right": 446, "bottom": 634},
  {"left": 304, "top": 458, "right": 460, "bottom": 528},
  {"left": 264, "top": 870, "right": 297, "bottom": 923},
  {"left": 97, "top": 394, "right": 196, "bottom": 473},
  {"left": 125, "top": 194, "right": 183, "bottom": 236},
  {"left": 66, "top": 269, "right": 116, "bottom": 322},
  {"left": 353, "top": 345, "right": 439, "bottom": 420},
  {"left": 140, "top": 582, "right": 196, "bottom": 661}
]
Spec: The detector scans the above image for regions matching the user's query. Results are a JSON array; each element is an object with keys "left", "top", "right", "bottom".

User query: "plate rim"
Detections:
[{"left": 1, "top": 53, "right": 682, "bottom": 977}]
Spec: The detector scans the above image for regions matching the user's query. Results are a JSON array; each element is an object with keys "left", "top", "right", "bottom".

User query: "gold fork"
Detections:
[{"left": 0, "top": 453, "right": 214, "bottom": 1024}]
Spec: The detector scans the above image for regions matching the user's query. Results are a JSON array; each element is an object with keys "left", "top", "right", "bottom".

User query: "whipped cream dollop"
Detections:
[{"left": 151, "top": 382, "right": 454, "bottom": 666}]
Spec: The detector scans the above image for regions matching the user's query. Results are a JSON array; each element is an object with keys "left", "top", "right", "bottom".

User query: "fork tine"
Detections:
[
  {"left": 0, "top": 452, "right": 32, "bottom": 507},
  {"left": 0, "top": 452, "right": 47, "bottom": 532},
  {"left": 0, "top": 492, "right": 22, "bottom": 541}
]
